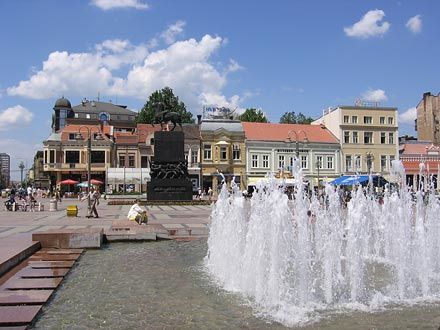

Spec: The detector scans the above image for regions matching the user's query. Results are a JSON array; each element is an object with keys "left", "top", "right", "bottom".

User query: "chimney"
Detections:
[{"left": 197, "top": 115, "right": 202, "bottom": 125}]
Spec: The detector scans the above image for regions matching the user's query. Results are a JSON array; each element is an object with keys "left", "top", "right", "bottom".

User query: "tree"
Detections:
[
  {"left": 279, "top": 111, "right": 314, "bottom": 124},
  {"left": 239, "top": 108, "right": 268, "bottom": 123},
  {"left": 136, "top": 87, "right": 195, "bottom": 124}
]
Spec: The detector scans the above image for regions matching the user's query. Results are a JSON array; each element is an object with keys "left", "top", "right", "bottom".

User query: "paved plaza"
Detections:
[{"left": 0, "top": 198, "right": 212, "bottom": 240}]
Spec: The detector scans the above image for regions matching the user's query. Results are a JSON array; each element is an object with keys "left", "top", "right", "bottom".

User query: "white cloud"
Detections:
[
  {"left": 7, "top": 39, "right": 148, "bottom": 99},
  {"left": 0, "top": 105, "right": 34, "bottom": 131},
  {"left": 90, "top": 0, "right": 148, "bottom": 10},
  {"left": 361, "top": 88, "right": 388, "bottom": 102},
  {"left": 160, "top": 21, "right": 186, "bottom": 45},
  {"left": 7, "top": 30, "right": 244, "bottom": 113},
  {"left": 226, "top": 59, "right": 243, "bottom": 73},
  {"left": 406, "top": 15, "right": 422, "bottom": 34},
  {"left": 399, "top": 107, "right": 417, "bottom": 124},
  {"left": 344, "top": 9, "right": 390, "bottom": 38}
]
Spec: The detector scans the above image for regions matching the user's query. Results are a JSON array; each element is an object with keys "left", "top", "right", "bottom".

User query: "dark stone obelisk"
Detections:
[{"left": 147, "top": 131, "right": 193, "bottom": 201}]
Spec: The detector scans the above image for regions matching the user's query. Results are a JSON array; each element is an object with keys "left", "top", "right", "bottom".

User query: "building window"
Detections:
[
  {"left": 343, "top": 115, "right": 349, "bottom": 123},
  {"left": 344, "top": 131, "right": 350, "bottom": 143},
  {"left": 49, "top": 150, "right": 55, "bottom": 164},
  {"left": 232, "top": 145, "right": 240, "bottom": 160},
  {"left": 68, "top": 133, "right": 75, "bottom": 141},
  {"left": 44, "top": 150, "right": 48, "bottom": 164},
  {"left": 364, "top": 116, "right": 372, "bottom": 124},
  {"left": 220, "top": 147, "right": 228, "bottom": 160},
  {"left": 86, "top": 113, "right": 91, "bottom": 119},
  {"left": 203, "top": 144, "right": 212, "bottom": 160},
  {"left": 352, "top": 116, "right": 358, "bottom": 124},
  {"left": 353, "top": 131, "right": 358, "bottom": 144},
  {"left": 119, "top": 155, "right": 125, "bottom": 167},
  {"left": 364, "top": 132, "right": 373, "bottom": 144},
  {"left": 381, "top": 155, "right": 387, "bottom": 171},
  {"left": 65, "top": 151, "right": 79, "bottom": 164},
  {"left": 252, "top": 154, "right": 258, "bottom": 168},
  {"left": 345, "top": 155, "right": 352, "bottom": 172},
  {"left": 278, "top": 155, "right": 285, "bottom": 169},
  {"left": 301, "top": 155, "right": 308, "bottom": 169},
  {"left": 262, "top": 155, "right": 269, "bottom": 168},
  {"left": 388, "top": 132, "right": 394, "bottom": 144},
  {"left": 388, "top": 117, "right": 394, "bottom": 125},
  {"left": 380, "top": 117, "right": 385, "bottom": 124},
  {"left": 128, "top": 155, "right": 135, "bottom": 167},
  {"left": 191, "top": 150, "right": 198, "bottom": 164},
  {"left": 381, "top": 132, "right": 386, "bottom": 144},
  {"left": 91, "top": 151, "right": 105, "bottom": 164},
  {"left": 327, "top": 156, "right": 334, "bottom": 169},
  {"left": 355, "top": 155, "right": 361, "bottom": 171},
  {"left": 389, "top": 155, "right": 395, "bottom": 169},
  {"left": 316, "top": 155, "right": 323, "bottom": 169},
  {"left": 74, "top": 113, "right": 79, "bottom": 118}
]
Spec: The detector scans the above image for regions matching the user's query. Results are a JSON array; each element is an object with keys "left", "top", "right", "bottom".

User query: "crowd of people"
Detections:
[{"left": 3, "top": 186, "right": 52, "bottom": 212}]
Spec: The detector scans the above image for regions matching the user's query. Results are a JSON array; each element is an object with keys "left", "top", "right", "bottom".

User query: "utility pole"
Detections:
[{"left": 19, "top": 161, "right": 25, "bottom": 186}]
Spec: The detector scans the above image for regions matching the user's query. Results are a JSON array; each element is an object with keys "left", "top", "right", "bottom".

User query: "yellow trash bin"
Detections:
[{"left": 66, "top": 205, "right": 78, "bottom": 217}]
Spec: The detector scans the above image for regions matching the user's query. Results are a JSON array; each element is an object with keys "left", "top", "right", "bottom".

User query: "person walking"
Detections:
[{"left": 82, "top": 187, "right": 100, "bottom": 218}]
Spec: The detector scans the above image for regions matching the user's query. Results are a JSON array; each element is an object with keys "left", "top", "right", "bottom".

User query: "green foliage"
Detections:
[
  {"left": 136, "top": 87, "right": 195, "bottom": 124},
  {"left": 239, "top": 108, "right": 268, "bottom": 123},
  {"left": 279, "top": 111, "right": 314, "bottom": 124}
]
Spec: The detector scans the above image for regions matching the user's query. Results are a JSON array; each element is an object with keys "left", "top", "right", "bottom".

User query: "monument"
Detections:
[{"left": 147, "top": 103, "right": 192, "bottom": 201}]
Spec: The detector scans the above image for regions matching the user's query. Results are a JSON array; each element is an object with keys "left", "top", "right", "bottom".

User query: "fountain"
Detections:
[{"left": 205, "top": 160, "right": 440, "bottom": 326}]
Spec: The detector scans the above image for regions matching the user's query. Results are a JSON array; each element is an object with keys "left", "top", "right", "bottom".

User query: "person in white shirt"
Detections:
[{"left": 127, "top": 199, "right": 148, "bottom": 225}]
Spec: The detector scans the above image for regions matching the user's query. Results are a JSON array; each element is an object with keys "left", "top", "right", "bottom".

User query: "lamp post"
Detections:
[
  {"left": 75, "top": 126, "right": 103, "bottom": 217},
  {"left": 366, "top": 152, "right": 373, "bottom": 175},
  {"left": 316, "top": 159, "right": 321, "bottom": 188},
  {"left": 286, "top": 130, "right": 308, "bottom": 176}
]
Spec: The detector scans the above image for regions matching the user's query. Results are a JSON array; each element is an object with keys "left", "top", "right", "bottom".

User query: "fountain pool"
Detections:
[
  {"left": 206, "top": 162, "right": 440, "bottom": 327},
  {"left": 33, "top": 240, "right": 440, "bottom": 329}
]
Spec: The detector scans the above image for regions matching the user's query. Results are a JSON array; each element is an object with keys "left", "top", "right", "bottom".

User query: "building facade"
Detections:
[
  {"left": 416, "top": 92, "right": 440, "bottom": 144},
  {"left": 400, "top": 141, "right": 440, "bottom": 189},
  {"left": 43, "top": 124, "right": 114, "bottom": 188},
  {"left": 0, "top": 153, "right": 10, "bottom": 187},
  {"left": 200, "top": 119, "right": 246, "bottom": 193},
  {"left": 243, "top": 122, "right": 341, "bottom": 188},
  {"left": 313, "top": 104, "right": 399, "bottom": 179}
]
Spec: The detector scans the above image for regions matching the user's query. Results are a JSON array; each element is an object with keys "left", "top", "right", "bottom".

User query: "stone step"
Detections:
[
  {"left": 32, "top": 228, "right": 103, "bottom": 249},
  {"left": 161, "top": 224, "right": 190, "bottom": 236},
  {"left": 0, "top": 238, "right": 41, "bottom": 278},
  {"left": 0, "top": 305, "right": 42, "bottom": 326},
  {"left": 28, "top": 261, "right": 74, "bottom": 269},
  {"left": 4, "top": 278, "right": 62, "bottom": 290},
  {"left": 0, "top": 290, "right": 53, "bottom": 306},
  {"left": 16, "top": 267, "right": 70, "bottom": 278}
]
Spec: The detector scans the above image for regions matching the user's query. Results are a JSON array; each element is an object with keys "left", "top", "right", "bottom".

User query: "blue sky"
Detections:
[{"left": 0, "top": 0, "right": 438, "bottom": 179}]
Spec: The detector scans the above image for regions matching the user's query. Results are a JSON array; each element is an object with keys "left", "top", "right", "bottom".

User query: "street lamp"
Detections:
[
  {"left": 316, "top": 159, "right": 321, "bottom": 188},
  {"left": 286, "top": 130, "right": 308, "bottom": 159},
  {"left": 366, "top": 152, "right": 374, "bottom": 175},
  {"left": 75, "top": 126, "right": 103, "bottom": 217}
]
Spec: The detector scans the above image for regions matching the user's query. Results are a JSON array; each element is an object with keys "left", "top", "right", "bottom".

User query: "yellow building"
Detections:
[
  {"left": 200, "top": 119, "right": 246, "bottom": 194},
  {"left": 313, "top": 104, "right": 398, "bottom": 178}
]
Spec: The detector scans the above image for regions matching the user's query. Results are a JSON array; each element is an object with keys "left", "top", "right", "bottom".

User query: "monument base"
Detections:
[{"left": 147, "top": 179, "right": 193, "bottom": 201}]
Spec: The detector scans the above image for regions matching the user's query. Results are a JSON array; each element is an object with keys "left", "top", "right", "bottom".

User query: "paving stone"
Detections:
[
  {"left": 17, "top": 267, "right": 70, "bottom": 278},
  {"left": 28, "top": 261, "right": 74, "bottom": 269},
  {"left": 0, "top": 290, "right": 53, "bottom": 305},
  {"left": 4, "top": 278, "right": 62, "bottom": 290},
  {"left": 0, "top": 305, "right": 42, "bottom": 326}
]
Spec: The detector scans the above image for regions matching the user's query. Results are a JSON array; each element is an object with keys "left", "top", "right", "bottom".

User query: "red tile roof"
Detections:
[
  {"left": 242, "top": 122, "right": 338, "bottom": 143},
  {"left": 60, "top": 124, "right": 112, "bottom": 141}
]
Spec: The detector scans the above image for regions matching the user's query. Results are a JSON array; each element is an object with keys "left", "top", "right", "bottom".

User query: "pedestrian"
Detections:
[
  {"left": 127, "top": 199, "right": 148, "bottom": 225},
  {"left": 82, "top": 187, "right": 100, "bottom": 218},
  {"left": 208, "top": 187, "right": 213, "bottom": 201}
]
